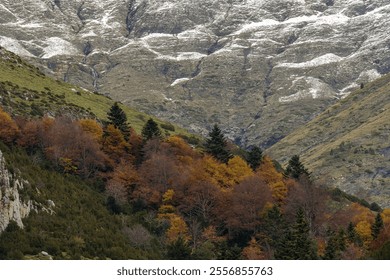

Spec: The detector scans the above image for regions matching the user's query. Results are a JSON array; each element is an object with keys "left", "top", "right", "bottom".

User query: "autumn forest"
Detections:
[{"left": 0, "top": 104, "right": 389, "bottom": 260}]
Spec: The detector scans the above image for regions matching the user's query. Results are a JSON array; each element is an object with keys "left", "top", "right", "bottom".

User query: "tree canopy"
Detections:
[
  {"left": 204, "top": 124, "right": 232, "bottom": 163},
  {"left": 142, "top": 118, "right": 161, "bottom": 141},
  {"left": 246, "top": 146, "right": 263, "bottom": 170},
  {"left": 284, "top": 155, "right": 310, "bottom": 179},
  {"left": 107, "top": 102, "right": 130, "bottom": 140}
]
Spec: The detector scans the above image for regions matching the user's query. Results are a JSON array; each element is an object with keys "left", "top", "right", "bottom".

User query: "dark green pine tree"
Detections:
[
  {"left": 346, "top": 222, "right": 362, "bottom": 246},
  {"left": 166, "top": 236, "right": 192, "bottom": 260},
  {"left": 274, "top": 228, "right": 297, "bottom": 260},
  {"left": 284, "top": 155, "right": 310, "bottom": 179},
  {"left": 323, "top": 229, "right": 337, "bottom": 260},
  {"left": 371, "top": 213, "right": 384, "bottom": 239},
  {"left": 107, "top": 102, "right": 130, "bottom": 139},
  {"left": 205, "top": 124, "right": 232, "bottom": 163},
  {"left": 323, "top": 228, "right": 345, "bottom": 260},
  {"left": 247, "top": 146, "right": 263, "bottom": 170},
  {"left": 262, "top": 205, "right": 287, "bottom": 254},
  {"left": 337, "top": 229, "right": 347, "bottom": 252},
  {"left": 141, "top": 118, "right": 161, "bottom": 141},
  {"left": 293, "top": 208, "right": 317, "bottom": 259},
  {"left": 275, "top": 208, "right": 317, "bottom": 260}
]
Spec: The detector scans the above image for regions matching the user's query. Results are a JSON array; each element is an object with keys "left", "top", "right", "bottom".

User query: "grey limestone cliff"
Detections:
[{"left": 0, "top": 150, "right": 35, "bottom": 233}]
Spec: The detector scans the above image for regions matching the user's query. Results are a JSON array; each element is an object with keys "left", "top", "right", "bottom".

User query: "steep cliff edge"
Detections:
[{"left": 0, "top": 150, "right": 35, "bottom": 233}]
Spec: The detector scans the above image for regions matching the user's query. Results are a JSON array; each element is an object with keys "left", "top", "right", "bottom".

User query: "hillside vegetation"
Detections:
[
  {"left": 267, "top": 74, "right": 390, "bottom": 207},
  {"left": 0, "top": 48, "right": 389, "bottom": 260},
  {"left": 1, "top": 104, "right": 390, "bottom": 259},
  {"left": 0, "top": 47, "right": 192, "bottom": 138}
]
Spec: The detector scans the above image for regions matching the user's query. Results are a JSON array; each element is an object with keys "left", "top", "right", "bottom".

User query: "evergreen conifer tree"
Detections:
[
  {"left": 323, "top": 228, "right": 345, "bottom": 260},
  {"left": 347, "top": 222, "right": 356, "bottom": 241},
  {"left": 371, "top": 213, "right": 384, "bottom": 239},
  {"left": 166, "top": 236, "right": 192, "bottom": 260},
  {"left": 262, "top": 205, "right": 287, "bottom": 255},
  {"left": 337, "top": 229, "right": 347, "bottom": 252},
  {"left": 293, "top": 208, "right": 317, "bottom": 259},
  {"left": 275, "top": 208, "right": 317, "bottom": 260},
  {"left": 141, "top": 118, "right": 161, "bottom": 141},
  {"left": 107, "top": 102, "right": 130, "bottom": 140},
  {"left": 323, "top": 229, "right": 337, "bottom": 260},
  {"left": 346, "top": 222, "right": 362, "bottom": 245},
  {"left": 205, "top": 124, "right": 232, "bottom": 163},
  {"left": 284, "top": 155, "right": 310, "bottom": 179},
  {"left": 247, "top": 146, "right": 263, "bottom": 170}
]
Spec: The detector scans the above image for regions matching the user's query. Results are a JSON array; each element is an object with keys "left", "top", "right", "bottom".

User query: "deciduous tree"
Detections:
[
  {"left": 102, "top": 124, "right": 131, "bottom": 162},
  {"left": 241, "top": 237, "right": 265, "bottom": 259},
  {"left": 0, "top": 107, "right": 20, "bottom": 144},
  {"left": 257, "top": 156, "right": 287, "bottom": 202},
  {"left": 78, "top": 119, "right": 103, "bottom": 142}
]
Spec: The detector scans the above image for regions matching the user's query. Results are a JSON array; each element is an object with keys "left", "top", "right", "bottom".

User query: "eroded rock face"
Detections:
[
  {"left": 1, "top": 0, "right": 390, "bottom": 147},
  {"left": 0, "top": 150, "right": 34, "bottom": 233}
]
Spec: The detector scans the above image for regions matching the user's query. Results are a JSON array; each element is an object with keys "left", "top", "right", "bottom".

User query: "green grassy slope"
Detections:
[
  {"left": 0, "top": 142, "right": 163, "bottom": 259},
  {"left": 0, "top": 47, "right": 193, "bottom": 138},
  {"left": 267, "top": 74, "right": 390, "bottom": 207}
]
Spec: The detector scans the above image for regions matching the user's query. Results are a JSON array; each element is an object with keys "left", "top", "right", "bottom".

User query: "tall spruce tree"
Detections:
[
  {"left": 205, "top": 124, "right": 232, "bottom": 163},
  {"left": 142, "top": 118, "right": 161, "bottom": 141},
  {"left": 347, "top": 222, "right": 362, "bottom": 245},
  {"left": 284, "top": 155, "right": 310, "bottom": 179},
  {"left": 323, "top": 228, "right": 346, "bottom": 260},
  {"left": 293, "top": 208, "right": 317, "bottom": 259},
  {"left": 262, "top": 205, "right": 287, "bottom": 254},
  {"left": 323, "top": 229, "right": 337, "bottom": 260},
  {"left": 107, "top": 102, "right": 130, "bottom": 140},
  {"left": 166, "top": 236, "right": 192, "bottom": 260},
  {"left": 247, "top": 146, "right": 263, "bottom": 170},
  {"left": 275, "top": 208, "right": 317, "bottom": 260},
  {"left": 372, "top": 213, "right": 384, "bottom": 239}
]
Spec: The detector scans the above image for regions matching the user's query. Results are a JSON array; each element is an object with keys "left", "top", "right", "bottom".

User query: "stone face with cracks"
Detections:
[
  {"left": 0, "top": 150, "right": 34, "bottom": 233},
  {"left": 1, "top": 0, "right": 390, "bottom": 148}
]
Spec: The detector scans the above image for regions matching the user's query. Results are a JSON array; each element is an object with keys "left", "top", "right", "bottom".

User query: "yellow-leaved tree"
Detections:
[
  {"left": 241, "top": 237, "right": 266, "bottom": 260},
  {"left": 78, "top": 119, "right": 104, "bottom": 142},
  {"left": 158, "top": 189, "right": 190, "bottom": 243},
  {"left": 257, "top": 156, "right": 287, "bottom": 202},
  {"left": 226, "top": 156, "right": 254, "bottom": 185},
  {"left": 0, "top": 107, "right": 20, "bottom": 144}
]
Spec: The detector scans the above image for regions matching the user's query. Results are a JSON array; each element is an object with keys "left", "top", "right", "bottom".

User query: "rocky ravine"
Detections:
[{"left": 1, "top": 0, "right": 390, "bottom": 148}]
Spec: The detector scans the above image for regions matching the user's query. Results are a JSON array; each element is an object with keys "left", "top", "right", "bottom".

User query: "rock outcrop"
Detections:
[
  {"left": 1, "top": 0, "right": 390, "bottom": 148},
  {"left": 0, "top": 150, "right": 35, "bottom": 233}
]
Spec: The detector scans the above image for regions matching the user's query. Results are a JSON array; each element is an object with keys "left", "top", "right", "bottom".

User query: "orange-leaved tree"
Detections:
[
  {"left": 257, "top": 156, "right": 287, "bottom": 202},
  {"left": 102, "top": 124, "right": 131, "bottom": 163},
  {"left": 157, "top": 189, "right": 190, "bottom": 243},
  {"left": 0, "top": 106, "right": 20, "bottom": 144},
  {"left": 78, "top": 119, "right": 104, "bottom": 142}
]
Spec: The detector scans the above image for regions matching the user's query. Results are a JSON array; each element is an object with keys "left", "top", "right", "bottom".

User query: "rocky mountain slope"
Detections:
[
  {"left": 1, "top": 0, "right": 390, "bottom": 147},
  {"left": 0, "top": 150, "right": 35, "bottom": 233},
  {"left": 267, "top": 73, "right": 390, "bottom": 207},
  {"left": 0, "top": 46, "right": 192, "bottom": 137}
]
